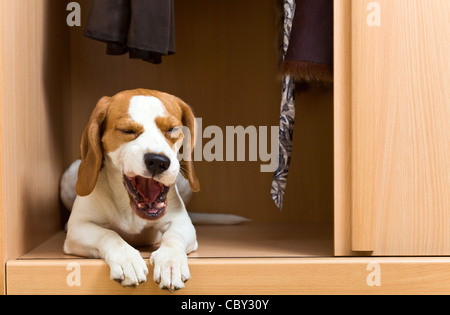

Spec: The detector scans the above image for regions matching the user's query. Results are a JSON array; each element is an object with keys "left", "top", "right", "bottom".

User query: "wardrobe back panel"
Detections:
[
  {"left": 70, "top": 0, "right": 333, "bottom": 223},
  {"left": 0, "top": 0, "right": 70, "bottom": 260}
]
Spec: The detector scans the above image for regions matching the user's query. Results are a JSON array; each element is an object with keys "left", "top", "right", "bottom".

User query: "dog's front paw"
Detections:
[
  {"left": 150, "top": 247, "right": 191, "bottom": 292},
  {"left": 105, "top": 246, "right": 148, "bottom": 287}
]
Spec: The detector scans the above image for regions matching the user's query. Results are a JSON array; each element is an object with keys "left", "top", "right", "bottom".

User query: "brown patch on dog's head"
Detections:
[{"left": 151, "top": 91, "right": 200, "bottom": 192}]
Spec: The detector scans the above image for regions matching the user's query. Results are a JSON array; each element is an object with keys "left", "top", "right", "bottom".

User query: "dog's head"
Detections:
[{"left": 75, "top": 89, "right": 200, "bottom": 220}]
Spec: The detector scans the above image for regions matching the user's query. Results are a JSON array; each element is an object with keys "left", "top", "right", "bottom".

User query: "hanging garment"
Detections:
[
  {"left": 280, "top": 0, "right": 333, "bottom": 83},
  {"left": 84, "top": 0, "right": 175, "bottom": 64},
  {"left": 272, "top": 0, "right": 333, "bottom": 211},
  {"left": 271, "top": 0, "right": 296, "bottom": 211}
]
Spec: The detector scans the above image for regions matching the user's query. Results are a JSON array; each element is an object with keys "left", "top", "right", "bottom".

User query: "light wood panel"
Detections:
[
  {"left": 69, "top": 0, "right": 334, "bottom": 223},
  {"left": 8, "top": 257, "right": 450, "bottom": 295},
  {"left": 338, "top": 0, "right": 450, "bottom": 254},
  {"left": 334, "top": 0, "right": 353, "bottom": 256},
  {"left": 0, "top": 0, "right": 70, "bottom": 261},
  {"left": 0, "top": 8, "right": 4, "bottom": 295}
]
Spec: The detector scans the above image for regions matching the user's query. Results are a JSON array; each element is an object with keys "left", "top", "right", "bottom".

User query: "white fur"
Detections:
[
  {"left": 60, "top": 159, "right": 81, "bottom": 210},
  {"left": 64, "top": 95, "right": 197, "bottom": 291}
]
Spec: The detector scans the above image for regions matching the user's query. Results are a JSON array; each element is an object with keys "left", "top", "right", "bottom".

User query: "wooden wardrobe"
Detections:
[{"left": 0, "top": 0, "right": 449, "bottom": 294}]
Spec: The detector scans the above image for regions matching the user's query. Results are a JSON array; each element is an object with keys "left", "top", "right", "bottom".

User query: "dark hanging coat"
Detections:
[
  {"left": 280, "top": 0, "right": 334, "bottom": 84},
  {"left": 84, "top": 0, "right": 175, "bottom": 64}
]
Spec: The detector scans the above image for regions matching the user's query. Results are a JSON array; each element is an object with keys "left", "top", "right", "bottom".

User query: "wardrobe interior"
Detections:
[{"left": 1, "top": 0, "right": 334, "bottom": 263}]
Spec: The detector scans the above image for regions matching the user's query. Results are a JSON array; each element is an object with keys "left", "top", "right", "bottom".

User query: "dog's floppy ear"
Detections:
[
  {"left": 76, "top": 96, "right": 110, "bottom": 196},
  {"left": 177, "top": 99, "right": 200, "bottom": 192}
]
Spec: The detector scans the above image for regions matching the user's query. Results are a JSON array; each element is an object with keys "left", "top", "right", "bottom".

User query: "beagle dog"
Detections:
[{"left": 64, "top": 89, "right": 201, "bottom": 291}]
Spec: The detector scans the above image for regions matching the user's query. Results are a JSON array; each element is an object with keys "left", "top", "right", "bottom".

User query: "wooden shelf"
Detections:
[
  {"left": 19, "top": 223, "right": 334, "bottom": 260},
  {"left": 6, "top": 223, "right": 450, "bottom": 294}
]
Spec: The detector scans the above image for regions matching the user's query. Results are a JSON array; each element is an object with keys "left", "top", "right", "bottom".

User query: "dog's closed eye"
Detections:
[
  {"left": 115, "top": 121, "right": 143, "bottom": 138},
  {"left": 166, "top": 126, "right": 183, "bottom": 138},
  {"left": 120, "top": 129, "right": 138, "bottom": 135}
]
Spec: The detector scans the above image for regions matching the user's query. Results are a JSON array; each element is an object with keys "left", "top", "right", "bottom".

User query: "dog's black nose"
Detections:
[{"left": 144, "top": 153, "right": 171, "bottom": 176}]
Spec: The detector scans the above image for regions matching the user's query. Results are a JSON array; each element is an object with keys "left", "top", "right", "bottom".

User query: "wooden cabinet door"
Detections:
[{"left": 335, "top": 0, "right": 450, "bottom": 255}]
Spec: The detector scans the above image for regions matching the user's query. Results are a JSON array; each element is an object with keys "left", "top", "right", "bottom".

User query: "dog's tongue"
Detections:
[{"left": 135, "top": 176, "right": 165, "bottom": 203}]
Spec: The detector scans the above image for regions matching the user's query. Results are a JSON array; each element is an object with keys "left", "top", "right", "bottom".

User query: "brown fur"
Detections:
[
  {"left": 155, "top": 116, "right": 183, "bottom": 147},
  {"left": 102, "top": 89, "right": 152, "bottom": 154},
  {"left": 279, "top": 60, "right": 333, "bottom": 85},
  {"left": 76, "top": 96, "right": 111, "bottom": 196}
]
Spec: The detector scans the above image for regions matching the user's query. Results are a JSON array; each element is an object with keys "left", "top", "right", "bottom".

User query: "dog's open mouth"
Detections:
[{"left": 123, "top": 175, "right": 170, "bottom": 220}]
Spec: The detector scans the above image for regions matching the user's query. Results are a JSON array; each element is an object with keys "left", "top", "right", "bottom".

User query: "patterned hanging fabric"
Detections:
[
  {"left": 271, "top": 0, "right": 296, "bottom": 211},
  {"left": 272, "top": 0, "right": 334, "bottom": 211}
]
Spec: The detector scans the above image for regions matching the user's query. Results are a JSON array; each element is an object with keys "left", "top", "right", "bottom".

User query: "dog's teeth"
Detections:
[
  {"left": 138, "top": 203, "right": 146, "bottom": 209},
  {"left": 156, "top": 202, "right": 165, "bottom": 209}
]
